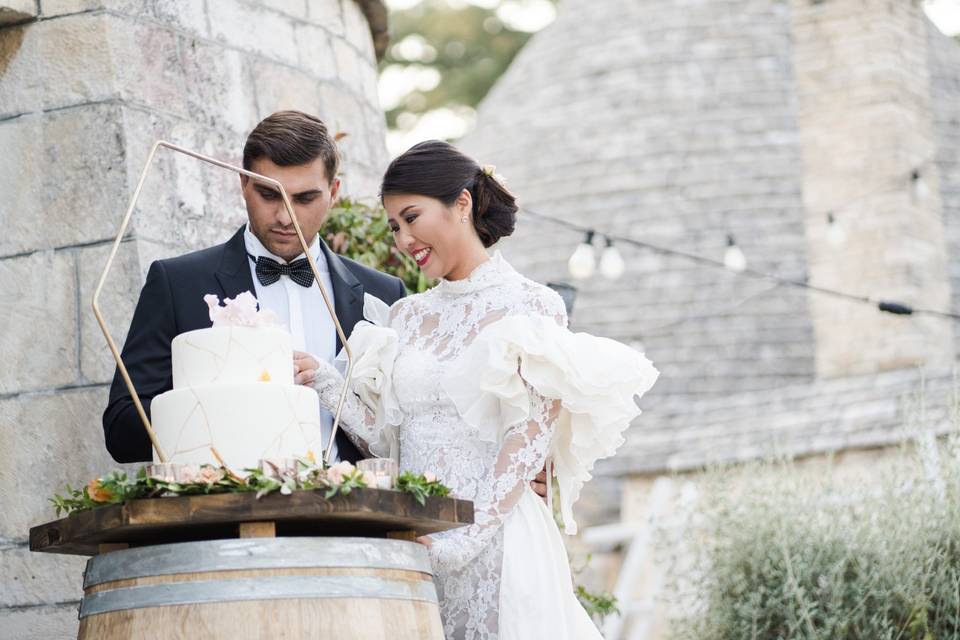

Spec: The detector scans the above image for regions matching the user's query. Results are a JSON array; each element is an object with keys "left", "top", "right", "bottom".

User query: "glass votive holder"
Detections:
[
  {"left": 145, "top": 462, "right": 198, "bottom": 483},
  {"left": 357, "top": 458, "right": 398, "bottom": 489},
  {"left": 145, "top": 462, "right": 178, "bottom": 483}
]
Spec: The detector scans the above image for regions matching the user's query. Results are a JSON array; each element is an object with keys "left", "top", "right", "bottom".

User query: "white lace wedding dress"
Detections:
[{"left": 313, "top": 253, "right": 659, "bottom": 640}]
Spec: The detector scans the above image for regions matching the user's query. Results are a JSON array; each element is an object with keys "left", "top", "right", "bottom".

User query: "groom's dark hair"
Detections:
[
  {"left": 381, "top": 140, "right": 518, "bottom": 248},
  {"left": 243, "top": 110, "right": 340, "bottom": 184}
]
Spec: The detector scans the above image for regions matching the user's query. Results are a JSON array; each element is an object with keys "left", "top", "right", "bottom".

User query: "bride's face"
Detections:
[{"left": 384, "top": 191, "right": 474, "bottom": 280}]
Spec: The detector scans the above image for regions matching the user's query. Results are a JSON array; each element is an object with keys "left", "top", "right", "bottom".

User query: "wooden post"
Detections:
[
  {"left": 239, "top": 521, "right": 276, "bottom": 538},
  {"left": 386, "top": 530, "right": 417, "bottom": 542}
]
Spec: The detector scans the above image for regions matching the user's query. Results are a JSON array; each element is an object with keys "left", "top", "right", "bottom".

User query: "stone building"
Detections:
[
  {"left": 461, "top": 0, "right": 960, "bottom": 636},
  {"left": 0, "top": 1, "right": 388, "bottom": 636}
]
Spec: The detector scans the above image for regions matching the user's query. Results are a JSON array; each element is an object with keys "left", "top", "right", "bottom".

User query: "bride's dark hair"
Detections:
[{"left": 380, "top": 140, "right": 517, "bottom": 248}]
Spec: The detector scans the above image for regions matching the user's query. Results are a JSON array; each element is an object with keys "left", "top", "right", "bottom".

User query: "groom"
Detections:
[{"left": 102, "top": 110, "right": 407, "bottom": 465}]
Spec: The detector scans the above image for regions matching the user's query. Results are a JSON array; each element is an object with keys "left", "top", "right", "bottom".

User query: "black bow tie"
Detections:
[{"left": 249, "top": 254, "right": 315, "bottom": 288}]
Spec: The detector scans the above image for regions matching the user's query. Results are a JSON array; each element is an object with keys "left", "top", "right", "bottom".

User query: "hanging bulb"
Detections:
[
  {"left": 723, "top": 234, "right": 747, "bottom": 272},
  {"left": 912, "top": 169, "right": 930, "bottom": 201},
  {"left": 599, "top": 237, "right": 625, "bottom": 280},
  {"left": 826, "top": 212, "right": 846, "bottom": 246},
  {"left": 567, "top": 230, "right": 596, "bottom": 280}
]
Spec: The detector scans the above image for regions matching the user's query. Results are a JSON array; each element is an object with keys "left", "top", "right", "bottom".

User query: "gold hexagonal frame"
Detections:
[{"left": 92, "top": 140, "right": 355, "bottom": 465}]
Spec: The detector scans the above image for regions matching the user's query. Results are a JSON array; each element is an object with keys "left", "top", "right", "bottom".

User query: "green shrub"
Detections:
[{"left": 666, "top": 446, "right": 960, "bottom": 640}]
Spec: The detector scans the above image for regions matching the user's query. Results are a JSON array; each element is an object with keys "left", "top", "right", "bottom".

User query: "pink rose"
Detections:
[
  {"left": 325, "top": 461, "right": 355, "bottom": 485},
  {"left": 197, "top": 467, "right": 225, "bottom": 485},
  {"left": 423, "top": 471, "right": 437, "bottom": 483}
]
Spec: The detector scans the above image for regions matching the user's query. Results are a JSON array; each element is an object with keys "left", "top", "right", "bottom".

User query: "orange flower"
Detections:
[{"left": 87, "top": 479, "right": 113, "bottom": 502}]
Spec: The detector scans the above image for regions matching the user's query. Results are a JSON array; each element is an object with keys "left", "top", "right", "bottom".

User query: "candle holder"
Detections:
[
  {"left": 357, "top": 458, "right": 398, "bottom": 489},
  {"left": 145, "top": 462, "right": 198, "bottom": 484}
]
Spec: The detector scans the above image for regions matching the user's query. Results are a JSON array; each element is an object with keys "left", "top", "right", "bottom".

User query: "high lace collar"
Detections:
[{"left": 432, "top": 251, "right": 514, "bottom": 295}]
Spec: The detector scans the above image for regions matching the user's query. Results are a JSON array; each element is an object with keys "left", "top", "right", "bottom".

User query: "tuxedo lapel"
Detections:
[
  {"left": 215, "top": 226, "right": 257, "bottom": 303},
  {"left": 319, "top": 240, "right": 364, "bottom": 352}
]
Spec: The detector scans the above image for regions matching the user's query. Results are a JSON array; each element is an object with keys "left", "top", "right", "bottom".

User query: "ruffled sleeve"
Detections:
[
  {"left": 330, "top": 294, "right": 404, "bottom": 459},
  {"left": 443, "top": 315, "right": 659, "bottom": 534}
]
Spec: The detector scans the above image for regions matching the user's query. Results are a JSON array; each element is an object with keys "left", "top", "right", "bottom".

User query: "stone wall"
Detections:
[{"left": 0, "top": 2, "right": 388, "bottom": 636}]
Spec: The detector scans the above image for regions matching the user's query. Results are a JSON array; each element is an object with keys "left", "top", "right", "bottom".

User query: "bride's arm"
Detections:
[
  {"left": 426, "top": 380, "right": 561, "bottom": 573},
  {"left": 311, "top": 359, "right": 379, "bottom": 457}
]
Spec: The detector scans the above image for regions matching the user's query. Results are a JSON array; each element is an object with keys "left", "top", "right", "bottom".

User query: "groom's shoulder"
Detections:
[{"left": 152, "top": 233, "right": 237, "bottom": 277}]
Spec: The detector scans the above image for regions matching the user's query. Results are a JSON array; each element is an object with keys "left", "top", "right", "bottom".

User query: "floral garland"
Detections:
[{"left": 51, "top": 458, "right": 449, "bottom": 517}]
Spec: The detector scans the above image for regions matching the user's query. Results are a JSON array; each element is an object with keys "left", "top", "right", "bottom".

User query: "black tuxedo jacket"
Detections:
[{"left": 102, "top": 226, "right": 407, "bottom": 464}]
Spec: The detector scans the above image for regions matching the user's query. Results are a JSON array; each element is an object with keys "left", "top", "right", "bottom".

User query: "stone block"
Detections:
[
  {"left": 331, "top": 37, "right": 361, "bottom": 88},
  {"left": 107, "top": 15, "right": 189, "bottom": 118},
  {"left": 0, "top": 104, "right": 128, "bottom": 256},
  {"left": 260, "top": 0, "right": 308, "bottom": 20},
  {"left": 317, "top": 83, "right": 367, "bottom": 164},
  {"left": 0, "top": 386, "right": 125, "bottom": 539},
  {"left": 0, "top": 13, "right": 113, "bottom": 119},
  {"left": 0, "top": 1, "right": 36, "bottom": 25},
  {"left": 179, "top": 36, "right": 257, "bottom": 135},
  {"left": 0, "top": 545, "right": 85, "bottom": 607},
  {"left": 206, "top": 0, "right": 299, "bottom": 67},
  {"left": 0, "top": 604, "right": 78, "bottom": 640},
  {"left": 77, "top": 240, "right": 140, "bottom": 385},
  {"left": 118, "top": 108, "right": 248, "bottom": 255},
  {"left": 308, "top": 0, "right": 343, "bottom": 36},
  {"left": 39, "top": 0, "right": 142, "bottom": 17},
  {"left": 294, "top": 21, "right": 337, "bottom": 80},
  {"left": 0, "top": 250, "right": 77, "bottom": 394},
  {"left": 251, "top": 58, "right": 324, "bottom": 120},
  {"left": 341, "top": 0, "right": 374, "bottom": 60}
]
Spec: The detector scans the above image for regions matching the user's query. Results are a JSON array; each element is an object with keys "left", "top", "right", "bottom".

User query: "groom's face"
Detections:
[{"left": 240, "top": 156, "right": 340, "bottom": 262}]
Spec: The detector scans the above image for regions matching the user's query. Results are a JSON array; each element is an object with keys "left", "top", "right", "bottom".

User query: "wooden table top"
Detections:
[{"left": 30, "top": 488, "right": 474, "bottom": 556}]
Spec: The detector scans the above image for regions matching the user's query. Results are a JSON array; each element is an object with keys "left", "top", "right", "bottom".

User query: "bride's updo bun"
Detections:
[{"left": 380, "top": 140, "right": 518, "bottom": 248}]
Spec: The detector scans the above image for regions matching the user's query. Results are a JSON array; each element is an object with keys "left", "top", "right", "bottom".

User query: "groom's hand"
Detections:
[
  {"left": 293, "top": 351, "right": 319, "bottom": 385},
  {"left": 531, "top": 467, "right": 548, "bottom": 502}
]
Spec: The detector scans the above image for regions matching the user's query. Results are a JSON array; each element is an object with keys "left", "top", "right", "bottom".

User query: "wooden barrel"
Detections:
[{"left": 77, "top": 537, "right": 444, "bottom": 639}]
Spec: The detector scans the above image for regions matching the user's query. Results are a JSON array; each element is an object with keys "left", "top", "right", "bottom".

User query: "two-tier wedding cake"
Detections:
[{"left": 150, "top": 292, "right": 324, "bottom": 470}]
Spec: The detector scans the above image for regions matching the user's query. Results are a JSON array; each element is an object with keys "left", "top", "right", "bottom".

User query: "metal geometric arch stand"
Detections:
[{"left": 90, "top": 140, "right": 355, "bottom": 465}]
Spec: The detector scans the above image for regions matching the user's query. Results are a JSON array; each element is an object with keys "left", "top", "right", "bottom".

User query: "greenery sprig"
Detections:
[
  {"left": 50, "top": 460, "right": 452, "bottom": 517},
  {"left": 396, "top": 470, "right": 451, "bottom": 506}
]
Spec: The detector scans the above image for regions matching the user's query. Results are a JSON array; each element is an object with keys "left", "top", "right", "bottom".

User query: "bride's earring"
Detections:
[{"left": 461, "top": 215, "right": 469, "bottom": 224}]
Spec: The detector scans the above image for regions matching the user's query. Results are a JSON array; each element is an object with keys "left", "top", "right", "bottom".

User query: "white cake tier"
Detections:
[
  {"left": 151, "top": 382, "right": 323, "bottom": 470},
  {"left": 171, "top": 327, "right": 294, "bottom": 388}
]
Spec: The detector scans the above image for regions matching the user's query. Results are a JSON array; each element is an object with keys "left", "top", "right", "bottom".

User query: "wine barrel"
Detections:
[{"left": 77, "top": 537, "right": 444, "bottom": 639}]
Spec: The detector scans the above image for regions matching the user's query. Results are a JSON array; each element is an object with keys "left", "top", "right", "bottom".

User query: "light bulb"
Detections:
[
  {"left": 567, "top": 231, "right": 596, "bottom": 280},
  {"left": 826, "top": 213, "right": 846, "bottom": 246},
  {"left": 599, "top": 239, "right": 625, "bottom": 280},
  {"left": 723, "top": 234, "right": 747, "bottom": 272}
]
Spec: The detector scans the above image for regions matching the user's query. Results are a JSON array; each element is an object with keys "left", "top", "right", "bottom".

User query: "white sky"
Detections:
[{"left": 382, "top": 0, "right": 960, "bottom": 156}]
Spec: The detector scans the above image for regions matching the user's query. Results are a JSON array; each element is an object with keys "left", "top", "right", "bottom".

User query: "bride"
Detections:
[{"left": 306, "top": 140, "right": 659, "bottom": 639}]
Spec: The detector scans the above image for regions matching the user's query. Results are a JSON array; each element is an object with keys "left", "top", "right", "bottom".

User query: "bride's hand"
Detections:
[
  {"left": 293, "top": 351, "right": 320, "bottom": 385},
  {"left": 416, "top": 535, "right": 433, "bottom": 549}
]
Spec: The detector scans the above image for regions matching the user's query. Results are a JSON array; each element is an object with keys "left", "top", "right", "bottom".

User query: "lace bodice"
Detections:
[{"left": 318, "top": 254, "right": 567, "bottom": 639}]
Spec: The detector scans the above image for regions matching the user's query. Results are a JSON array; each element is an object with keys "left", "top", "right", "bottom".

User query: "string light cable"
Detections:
[{"left": 520, "top": 207, "right": 960, "bottom": 322}]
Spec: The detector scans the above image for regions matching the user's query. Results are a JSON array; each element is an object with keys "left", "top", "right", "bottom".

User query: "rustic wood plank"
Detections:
[
  {"left": 238, "top": 521, "right": 276, "bottom": 538},
  {"left": 30, "top": 488, "right": 473, "bottom": 556},
  {"left": 97, "top": 542, "right": 129, "bottom": 554}
]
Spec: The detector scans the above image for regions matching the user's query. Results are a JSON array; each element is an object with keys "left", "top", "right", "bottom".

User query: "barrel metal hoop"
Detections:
[
  {"left": 84, "top": 537, "right": 432, "bottom": 588},
  {"left": 79, "top": 575, "right": 439, "bottom": 619}
]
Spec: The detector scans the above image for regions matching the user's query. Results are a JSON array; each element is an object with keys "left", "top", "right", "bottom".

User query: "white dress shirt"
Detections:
[{"left": 243, "top": 224, "right": 339, "bottom": 461}]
